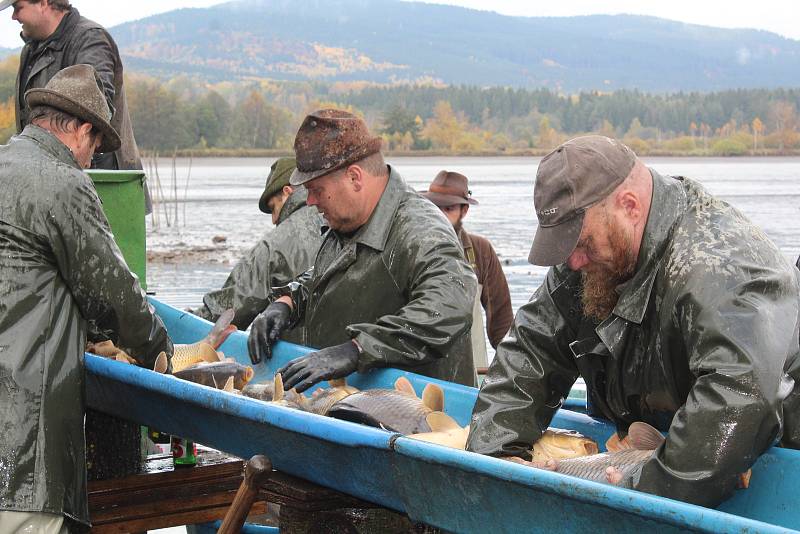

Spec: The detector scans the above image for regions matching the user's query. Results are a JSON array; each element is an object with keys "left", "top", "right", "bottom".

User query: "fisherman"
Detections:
[
  {"left": 192, "top": 157, "right": 324, "bottom": 333},
  {"left": 248, "top": 109, "right": 478, "bottom": 389},
  {"left": 4, "top": 0, "right": 150, "bottom": 202},
  {"left": 421, "top": 170, "right": 513, "bottom": 350},
  {"left": 466, "top": 135, "right": 800, "bottom": 507},
  {"left": 0, "top": 65, "right": 173, "bottom": 532}
]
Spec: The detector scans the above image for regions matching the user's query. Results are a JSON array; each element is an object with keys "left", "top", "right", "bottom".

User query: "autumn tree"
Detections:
[{"left": 752, "top": 117, "right": 764, "bottom": 152}]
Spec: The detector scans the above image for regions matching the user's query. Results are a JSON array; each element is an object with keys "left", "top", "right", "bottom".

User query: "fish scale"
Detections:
[
  {"left": 554, "top": 449, "right": 655, "bottom": 483},
  {"left": 328, "top": 389, "right": 433, "bottom": 435}
]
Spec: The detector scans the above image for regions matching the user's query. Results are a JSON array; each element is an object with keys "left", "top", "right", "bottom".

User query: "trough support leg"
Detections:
[{"left": 217, "top": 455, "right": 273, "bottom": 534}]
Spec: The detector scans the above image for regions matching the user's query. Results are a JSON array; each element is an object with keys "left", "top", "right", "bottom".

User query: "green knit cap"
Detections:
[{"left": 259, "top": 157, "right": 297, "bottom": 214}]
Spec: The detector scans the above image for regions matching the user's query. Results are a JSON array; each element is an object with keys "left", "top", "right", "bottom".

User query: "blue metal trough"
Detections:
[{"left": 84, "top": 298, "right": 800, "bottom": 533}]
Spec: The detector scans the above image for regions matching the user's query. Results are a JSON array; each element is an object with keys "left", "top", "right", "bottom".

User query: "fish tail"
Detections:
[
  {"left": 205, "top": 308, "right": 237, "bottom": 349},
  {"left": 627, "top": 422, "right": 665, "bottom": 450}
]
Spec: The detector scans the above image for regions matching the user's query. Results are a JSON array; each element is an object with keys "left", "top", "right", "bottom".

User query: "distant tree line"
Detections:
[{"left": 0, "top": 57, "right": 797, "bottom": 155}]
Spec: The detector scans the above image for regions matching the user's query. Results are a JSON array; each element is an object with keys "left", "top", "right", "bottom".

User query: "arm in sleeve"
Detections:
[
  {"left": 202, "top": 238, "right": 273, "bottom": 329},
  {"left": 46, "top": 175, "right": 172, "bottom": 370},
  {"left": 632, "top": 269, "right": 799, "bottom": 507},
  {"left": 73, "top": 29, "right": 116, "bottom": 112},
  {"left": 466, "top": 266, "right": 579, "bottom": 458},
  {"left": 477, "top": 238, "right": 514, "bottom": 348},
  {"left": 348, "top": 230, "right": 478, "bottom": 371}
]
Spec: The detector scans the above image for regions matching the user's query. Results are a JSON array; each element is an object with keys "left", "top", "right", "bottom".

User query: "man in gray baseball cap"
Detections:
[{"left": 467, "top": 135, "right": 800, "bottom": 508}]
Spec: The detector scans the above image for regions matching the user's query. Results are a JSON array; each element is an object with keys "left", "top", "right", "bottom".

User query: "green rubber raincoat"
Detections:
[
  {"left": 467, "top": 170, "right": 800, "bottom": 507},
  {"left": 195, "top": 189, "right": 323, "bottom": 333},
  {"left": 0, "top": 126, "right": 172, "bottom": 528},
  {"left": 280, "top": 166, "right": 478, "bottom": 385}
]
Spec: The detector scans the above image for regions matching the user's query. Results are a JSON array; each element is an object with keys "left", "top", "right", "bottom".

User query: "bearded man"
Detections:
[{"left": 466, "top": 135, "right": 800, "bottom": 508}]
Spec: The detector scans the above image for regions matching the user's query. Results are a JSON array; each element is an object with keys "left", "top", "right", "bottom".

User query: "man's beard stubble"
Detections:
[{"left": 580, "top": 223, "right": 637, "bottom": 322}]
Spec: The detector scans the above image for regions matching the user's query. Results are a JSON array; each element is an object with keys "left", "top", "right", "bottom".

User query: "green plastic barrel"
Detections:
[{"left": 86, "top": 170, "right": 147, "bottom": 289}]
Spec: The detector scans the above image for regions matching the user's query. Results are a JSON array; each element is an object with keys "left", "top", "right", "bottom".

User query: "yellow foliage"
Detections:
[{"left": 0, "top": 98, "right": 15, "bottom": 131}]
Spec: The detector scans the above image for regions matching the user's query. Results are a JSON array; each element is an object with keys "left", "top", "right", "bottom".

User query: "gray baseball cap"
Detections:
[
  {"left": 0, "top": 0, "right": 16, "bottom": 11},
  {"left": 529, "top": 135, "right": 636, "bottom": 266}
]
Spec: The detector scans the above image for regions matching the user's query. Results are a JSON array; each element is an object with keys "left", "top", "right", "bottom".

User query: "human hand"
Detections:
[
  {"left": 277, "top": 340, "right": 360, "bottom": 393},
  {"left": 247, "top": 299, "right": 292, "bottom": 364}
]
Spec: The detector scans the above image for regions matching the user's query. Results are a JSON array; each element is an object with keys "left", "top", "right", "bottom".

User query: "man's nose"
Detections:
[{"left": 567, "top": 249, "right": 589, "bottom": 271}]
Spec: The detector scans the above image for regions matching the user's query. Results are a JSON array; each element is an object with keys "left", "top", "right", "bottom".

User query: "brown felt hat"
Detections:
[
  {"left": 289, "top": 109, "right": 382, "bottom": 186},
  {"left": 259, "top": 157, "right": 297, "bottom": 214},
  {"left": 25, "top": 64, "right": 121, "bottom": 153},
  {"left": 529, "top": 135, "right": 636, "bottom": 266},
  {"left": 420, "top": 170, "right": 479, "bottom": 207}
]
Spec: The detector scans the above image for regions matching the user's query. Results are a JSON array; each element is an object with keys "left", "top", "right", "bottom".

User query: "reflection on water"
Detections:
[{"left": 147, "top": 156, "right": 800, "bottom": 354}]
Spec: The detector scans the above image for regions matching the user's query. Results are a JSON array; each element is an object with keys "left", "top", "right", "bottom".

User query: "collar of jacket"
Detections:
[
  {"left": 321, "top": 164, "right": 403, "bottom": 251},
  {"left": 276, "top": 187, "right": 309, "bottom": 225},
  {"left": 457, "top": 225, "right": 473, "bottom": 250},
  {"left": 605, "top": 169, "right": 687, "bottom": 325},
  {"left": 19, "top": 124, "right": 81, "bottom": 169},
  {"left": 23, "top": 8, "right": 78, "bottom": 52}
]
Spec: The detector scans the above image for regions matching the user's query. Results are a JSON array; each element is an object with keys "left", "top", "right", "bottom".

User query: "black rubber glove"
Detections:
[
  {"left": 247, "top": 301, "right": 292, "bottom": 364},
  {"left": 277, "top": 341, "right": 360, "bottom": 393}
]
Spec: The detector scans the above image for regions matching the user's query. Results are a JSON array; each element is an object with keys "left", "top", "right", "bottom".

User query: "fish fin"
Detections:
[
  {"left": 605, "top": 432, "right": 633, "bottom": 452},
  {"left": 154, "top": 352, "right": 169, "bottom": 374},
  {"left": 197, "top": 343, "right": 221, "bottom": 363},
  {"left": 212, "top": 375, "right": 219, "bottom": 389},
  {"left": 329, "top": 378, "right": 346, "bottom": 388},
  {"left": 738, "top": 469, "right": 752, "bottom": 489},
  {"left": 223, "top": 376, "right": 235, "bottom": 393},
  {"left": 394, "top": 376, "right": 416, "bottom": 396},
  {"left": 243, "top": 366, "right": 254, "bottom": 385},
  {"left": 272, "top": 374, "right": 285, "bottom": 402},
  {"left": 204, "top": 309, "right": 236, "bottom": 349},
  {"left": 421, "top": 383, "right": 444, "bottom": 412},
  {"left": 426, "top": 411, "right": 463, "bottom": 432},
  {"left": 628, "top": 422, "right": 665, "bottom": 450}
]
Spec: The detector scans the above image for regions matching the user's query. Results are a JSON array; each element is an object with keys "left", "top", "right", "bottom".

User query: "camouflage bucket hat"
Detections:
[
  {"left": 289, "top": 109, "right": 382, "bottom": 186},
  {"left": 25, "top": 64, "right": 121, "bottom": 153},
  {"left": 259, "top": 157, "right": 297, "bottom": 214},
  {"left": 0, "top": 0, "right": 15, "bottom": 11},
  {"left": 529, "top": 135, "right": 636, "bottom": 266}
]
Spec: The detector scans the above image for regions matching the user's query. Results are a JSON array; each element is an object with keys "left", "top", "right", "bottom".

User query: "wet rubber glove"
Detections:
[
  {"left": 278, "top": 341, "right": 360, "bottom": 393},
  {"left": 247, "top": 301, "right": 292, "bottom": 364}
]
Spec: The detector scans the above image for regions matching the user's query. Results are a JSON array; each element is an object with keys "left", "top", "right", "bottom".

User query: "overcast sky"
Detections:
[{"left": 1, "top": 0, "right": 797, "bottom": 49}]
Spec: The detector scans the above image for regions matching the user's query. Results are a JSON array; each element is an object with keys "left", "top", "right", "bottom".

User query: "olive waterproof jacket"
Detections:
[
  {"left": 466, "top": 169, "right": 800, "bottom": 507},
  {"left": 281, "top": 166, "right": 478, "bottom": 386},
  {"left": 15, "top": 8, "right": 142, "bottom": 173},
  {"left": 0, "top": 126, "right": 172, "bottom": 528},
  {"left": 196, "top": 189, "right": 323, "bottom": 333}
]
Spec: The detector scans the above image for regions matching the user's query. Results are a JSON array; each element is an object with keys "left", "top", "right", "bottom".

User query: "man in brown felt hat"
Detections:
[
  {"left": 192, "top": 157, "right": 324, "bottom": 333},
  {"left": 467, "top": 135, "right": 800, "bottom": 508},
  {"left": 421, "top": 171, "right": 513, "bottom": 353},
  {"left": 0, "top": 64, "right": 172, "bottom": 533},
  {"left": 247, "top": 109, "right": 478, "bottom": 390}
]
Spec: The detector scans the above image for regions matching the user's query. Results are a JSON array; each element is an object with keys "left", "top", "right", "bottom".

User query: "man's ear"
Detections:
[
  {"left": 617, "top": 190, "right": 642, "bottom": 222},
  {"left": 282, "top": 185, "right": 294, "bottom": 196},
  {"left": 348, "top": 164, "right": 365, "bottom": 192}
]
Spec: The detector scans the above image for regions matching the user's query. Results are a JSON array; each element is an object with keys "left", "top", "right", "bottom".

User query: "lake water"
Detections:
[{"left": 146, "top": 156, "right": 800, "bottom": 352}]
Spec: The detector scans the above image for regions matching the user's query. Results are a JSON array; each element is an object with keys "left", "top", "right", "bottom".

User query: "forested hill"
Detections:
[{"left": 109, "top": 0, "right": 800, "bottom": 93}]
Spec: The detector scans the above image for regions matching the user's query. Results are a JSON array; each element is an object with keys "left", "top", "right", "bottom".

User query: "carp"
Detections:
[
  {"left": 327, "top": 376, "right": 444, "bottom": 435},
  {"left": 152, "top": 309, "right": 237, "bottom": 373},
  {"left": 304, "top": 378, "right": 359, "bottom": 416},
  {"left": 173, "top": 360, "right": 254, "bottom": 390},
  {"left": 243, "top": 373, "right": 310, "bottom": 411},
  {"left": 409, "top": 413, "right": 598, "bottom": 461}
]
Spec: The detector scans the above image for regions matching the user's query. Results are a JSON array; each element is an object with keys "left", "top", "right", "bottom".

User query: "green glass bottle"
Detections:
[{"left": 171, "top": 435, "right": 197, "bottom": 467}]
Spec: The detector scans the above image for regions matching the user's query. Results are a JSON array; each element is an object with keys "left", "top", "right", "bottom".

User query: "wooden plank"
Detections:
[{"left": 91, "top": 502, "right": 268, "bottom": 533}]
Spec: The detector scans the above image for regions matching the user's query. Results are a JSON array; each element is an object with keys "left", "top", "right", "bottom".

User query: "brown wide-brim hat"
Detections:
[
  {"left": 420, "top": 170, "right": 478, "bottom": 207},
  {"left": 529, "top": 135, "right": 636, "bottom": 266},
  {"left": 25, "top": 64, "right": 121, "bottom": 153},
  {"left": 289, "top": 109, "right": 382, "bottom": 186},
  {"left": 259, "top": 157, "right": 297, "bottom": 214}
]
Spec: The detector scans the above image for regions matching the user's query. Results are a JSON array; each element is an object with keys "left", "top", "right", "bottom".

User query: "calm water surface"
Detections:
[{"left": 147, "top": 156, "right": 800, "bottom": 344}]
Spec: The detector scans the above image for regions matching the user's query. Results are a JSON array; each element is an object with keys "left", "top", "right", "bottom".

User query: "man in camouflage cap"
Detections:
[
  {"left": 467, "top": 135, "right": 800, "bottom": 508},
  {"left": 248, "top": 109, "right": 477, "bottom": 389},
  {"left": 0, "top": 64, "right": 172, "bottom": 533},
  {"left": 193, "top": 157, "right": 324, "bottom": 334}
]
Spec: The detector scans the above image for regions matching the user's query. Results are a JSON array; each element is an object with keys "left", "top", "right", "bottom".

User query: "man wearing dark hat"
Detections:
[
  {"left": 466, "top": 135, "right": 800, "bottom": 507},
  {"left": 3, "top": 0, "right": 151, "bottom": 209},
  {"left": 248, "top": 109, "right": 477, "bottom": 389},
  {"left": 421, "top": 170, "right": 513, "bottom": 351},
  {"left": 0, "top": 64, "right": 172, "bottom": 532},
  {"left": 193, "top": 157, "right": 324, "bottom": 332}
]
